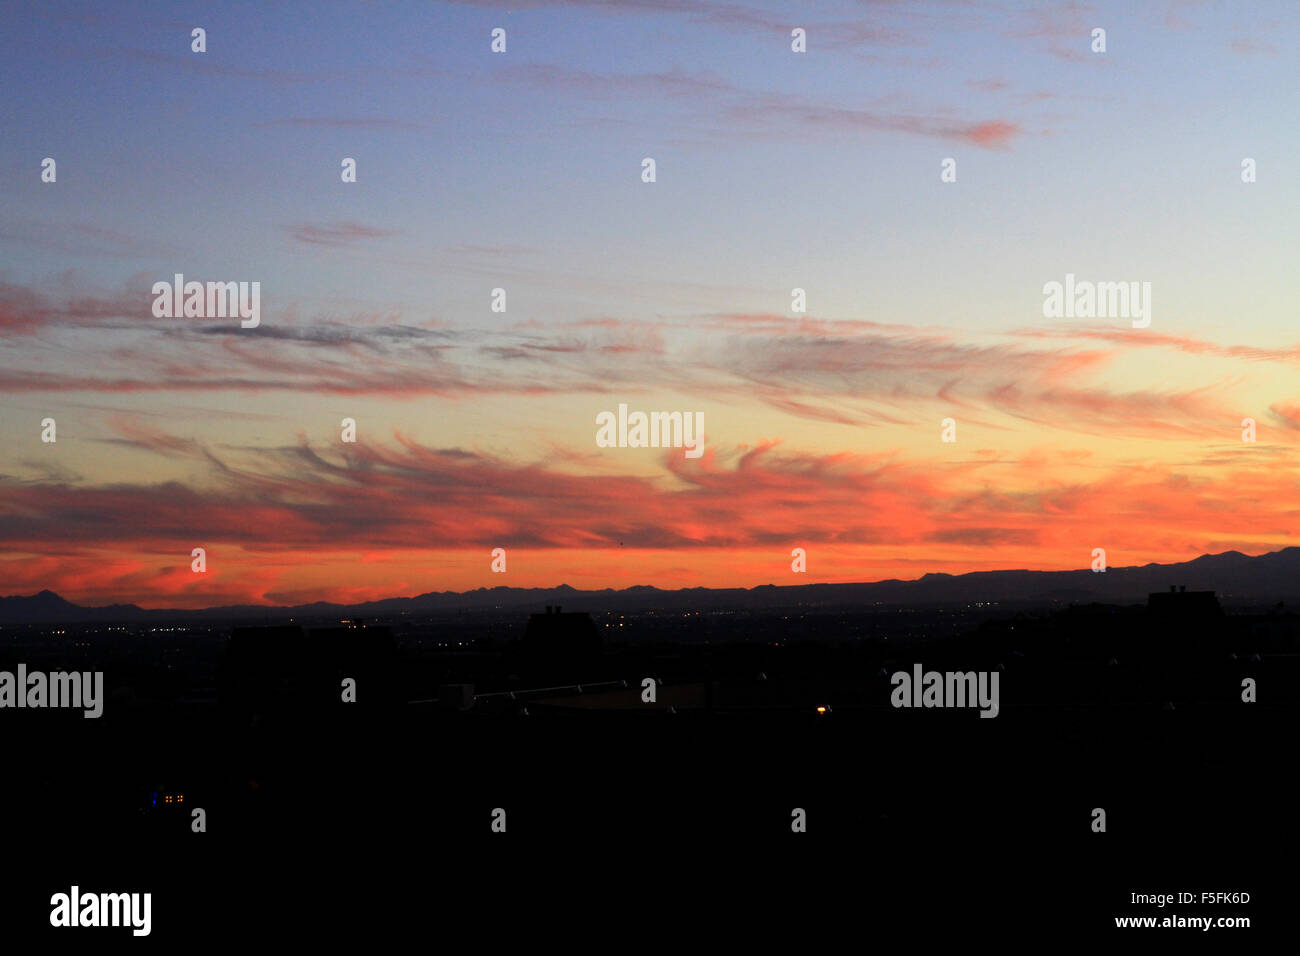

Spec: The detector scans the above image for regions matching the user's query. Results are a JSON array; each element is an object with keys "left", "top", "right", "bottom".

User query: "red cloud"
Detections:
[
  {"left": 2, "top": 432, "right": 1296, "bottom": 606},
  {"left": 962, "top": 120, "right": 1019, "bottom": 148}
]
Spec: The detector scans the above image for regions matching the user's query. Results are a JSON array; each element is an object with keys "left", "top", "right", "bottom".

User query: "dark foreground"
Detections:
[
  {"left": 2, "top": 701, "right": 1290, "bottom": 944},
  {"left": 3, "top": 597, "right": 1294, "bottom": 943}
]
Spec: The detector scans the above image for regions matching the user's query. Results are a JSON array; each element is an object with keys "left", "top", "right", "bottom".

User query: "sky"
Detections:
[{"left": 1, "top": 0, "right": 1298, "bottom": 608}]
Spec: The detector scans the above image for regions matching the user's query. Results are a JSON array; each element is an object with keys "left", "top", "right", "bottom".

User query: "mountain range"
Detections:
[{"left": 2, "top": 547, "right": 1298, "bottom": 624}]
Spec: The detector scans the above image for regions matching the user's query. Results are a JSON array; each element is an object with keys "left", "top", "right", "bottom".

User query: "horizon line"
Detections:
[{"left": 6, "top": 545, "right": 1294, "bottom": 613}]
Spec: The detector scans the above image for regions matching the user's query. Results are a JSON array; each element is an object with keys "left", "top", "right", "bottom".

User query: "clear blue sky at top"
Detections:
[{"left": 1, "top": 0, "right": 1295, "bottom": 334}]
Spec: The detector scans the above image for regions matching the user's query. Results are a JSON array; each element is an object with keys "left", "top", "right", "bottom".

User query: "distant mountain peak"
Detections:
[{"left": 6, "top": 546, "right": 1300, "bottom": 623}]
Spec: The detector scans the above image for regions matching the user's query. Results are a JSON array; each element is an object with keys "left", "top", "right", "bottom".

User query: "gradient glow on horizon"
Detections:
[{"left": 1, "top": 0, "right": 1298, "bottom": 608}]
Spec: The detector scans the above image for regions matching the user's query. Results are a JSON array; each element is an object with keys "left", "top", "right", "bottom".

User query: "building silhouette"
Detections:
[
  {"left": 523, "top": 606, "right": 601, "bottom": 659},
  {"left": 1147, "top": 584, "right": 1223, "bottom": 619}
]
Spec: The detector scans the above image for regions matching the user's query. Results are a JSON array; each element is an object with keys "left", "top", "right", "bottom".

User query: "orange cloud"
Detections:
[{"left": 2, "top": 431, "right": 1295, "bottom": 607}]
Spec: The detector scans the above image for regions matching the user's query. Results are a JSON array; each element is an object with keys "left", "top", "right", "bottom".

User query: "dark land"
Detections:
[{"left": 3, "top": 550, "right": 1296, "bottom": 941}]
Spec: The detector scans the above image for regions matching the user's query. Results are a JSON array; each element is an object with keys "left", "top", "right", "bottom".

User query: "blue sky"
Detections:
[{"left": 5, "top": 0, "right": 1294, "bottom": 327}]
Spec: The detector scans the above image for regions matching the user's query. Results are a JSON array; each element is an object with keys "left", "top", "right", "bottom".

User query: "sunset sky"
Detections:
[{"left": 2, "top": 0, "right": 1298, "bottom": 608}]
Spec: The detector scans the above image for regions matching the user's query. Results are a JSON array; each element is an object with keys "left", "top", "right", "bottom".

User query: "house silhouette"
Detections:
[
  {"left": 1147, "top": 585, "right": 1223, "bottom": 619},
  {"left": 523, "top": 606, "right": 601, "bottom": 658}
]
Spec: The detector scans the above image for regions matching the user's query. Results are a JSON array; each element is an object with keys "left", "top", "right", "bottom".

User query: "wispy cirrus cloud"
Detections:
[
  {"left": 1003, "top": 2, "right": 1102, "bottom": 62},
  {"left": 500, "top": 62, "right": 1027, "bottom": 149},
  {"left": 0, "top": 272, "right": 1286, "bottom": 439},
  {"left": 1011, "top": 326, "right": 1300, "bottom": 364},
  {"left": 1268, "top": 403, "right": 1300, "bottom": 430},
  {"left": 719, "top": 91, "right": 1023, "bottom": 148},
  {"left": 251, "top": 117, "right": 425, "bottom": 129},
  {"left": 1229, "top": 37, "right": 1279, "bottom": 56},
  {"left": 1, "top": 430, "right": 1294, "bottom": 606},
  {"left": 284, "top": 221, "right": 399, "bottom": 247}
]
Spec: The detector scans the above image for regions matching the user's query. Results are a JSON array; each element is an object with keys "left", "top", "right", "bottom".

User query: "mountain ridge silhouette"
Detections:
[{"left": 3, "top": 547, "right": 1296, "bottom": 623}]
